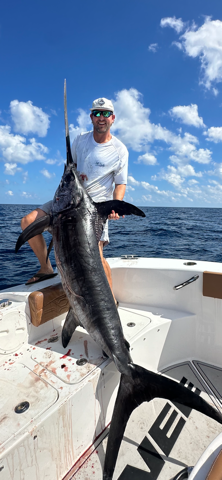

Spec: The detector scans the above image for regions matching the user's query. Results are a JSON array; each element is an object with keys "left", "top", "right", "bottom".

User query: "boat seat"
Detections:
[
  {"left": 28, "top": 283, "right": 70, "bottom": 327},
  {"left": 206, "top": 449, "right": 222, "bottom": 479}
]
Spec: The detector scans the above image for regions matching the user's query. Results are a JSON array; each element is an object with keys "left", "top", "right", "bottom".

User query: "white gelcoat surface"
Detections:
[{"left": 0, "top": 258, "right": 222, "bottom": 479}]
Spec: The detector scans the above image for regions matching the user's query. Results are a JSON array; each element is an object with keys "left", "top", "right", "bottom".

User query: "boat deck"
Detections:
[
  {"left": 69, "top": 354, "right": 222, "bottom": 480},
  {"left": 1, "top": 260, "right": 222, "bottom": 480}
]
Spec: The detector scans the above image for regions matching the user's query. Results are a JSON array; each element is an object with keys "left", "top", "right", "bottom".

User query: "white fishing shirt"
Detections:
[{"left": 71, "top": 131, "right": 128, "bottom": 202}]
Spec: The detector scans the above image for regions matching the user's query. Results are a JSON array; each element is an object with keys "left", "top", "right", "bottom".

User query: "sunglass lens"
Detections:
[{"left": 92, "top": 110, "right": 113, "bottom": 117}]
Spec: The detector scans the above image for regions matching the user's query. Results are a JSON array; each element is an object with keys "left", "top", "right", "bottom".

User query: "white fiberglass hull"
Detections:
[{"left": 0, "top": 257, "right": 222, "bottom": 480}]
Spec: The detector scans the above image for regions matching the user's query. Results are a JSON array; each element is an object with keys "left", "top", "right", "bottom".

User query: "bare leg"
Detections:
[
  {"left": 21, "top": 208, "right": 54, "bottom": 284},
  {"left": 98, "top": 241, "right": 117, "bottom": 305}
]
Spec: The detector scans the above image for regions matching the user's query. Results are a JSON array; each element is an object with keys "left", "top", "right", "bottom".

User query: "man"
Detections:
[{"left": 21, "top": 97, "right": 128, "bottom": 301}]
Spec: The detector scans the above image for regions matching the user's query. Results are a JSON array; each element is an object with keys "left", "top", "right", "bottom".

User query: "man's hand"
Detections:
[
  {"left": 109, "top": 184, "right": 126, "bottom": 219},
  {"left": 108, "top": 210, "right": 125, "bottom": 220}
]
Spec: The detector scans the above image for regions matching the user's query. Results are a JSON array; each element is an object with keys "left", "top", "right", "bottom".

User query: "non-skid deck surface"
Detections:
[{"left": 73, "top": 361, "right": 222, "bottom": 480}]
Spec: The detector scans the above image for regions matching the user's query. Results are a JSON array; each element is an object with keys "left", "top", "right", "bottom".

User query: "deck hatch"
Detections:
[
  {"left": 0, "top": 363, "right": 58, "bottom": 452},
  {"left": 31, "top": 328, "right": 106, "bottom": 384}
]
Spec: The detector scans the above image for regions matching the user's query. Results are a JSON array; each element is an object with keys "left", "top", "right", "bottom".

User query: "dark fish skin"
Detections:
[
  {"left": 15, "top": 81, "right": 222, "bottom": 480},
  {"left": 52, "top": 169, "right": 139, "bottom": 374}
]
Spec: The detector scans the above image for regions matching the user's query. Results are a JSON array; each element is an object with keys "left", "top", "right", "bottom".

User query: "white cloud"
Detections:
[
  {"left": 46, "top": 159, "right": 58, "bottom": 165},
  {"left": 169, "top": 104, "right": 205, "bottom": 128},
  {"left": 10, "top": 100, "right": 50, "bottom": 137},
  {"left": 45, "top": 151, "right": 66, "bottom": 166},
  {"left": 41, "top": 169, "right": 55, "bottom": 179},
  {"left": 22, "top": 171, "right": 28, "bottom": 184},
  {"left": 169, "top": 133, "right": 212, "bottom": 165},
  {"left": 208, "top": 162, "right": 222, "bottom": 179},
  {"left": 189, "top": 148, "right": 212, "bottom": 164},
  {"left": 112, "top": 89, "right": 153, "bottom": 151},
  {"left": 152, "top": 164, "right": 202, "bottom": 189},
  {"left": 204, "top": 127, "right": 222, "bottom": 143},
  {"left": 148, "top": 43, "right": 158, "bottom": 53},
  {"left": 6, "top": 190, "right": 13, "bottom": 196},
  {"left": 129, "top": 175, "right": 178, "bottom": 197},
  {"left": 172, "top": 41, "right": 183, "bottom": 50},
  {"left": 4, "top": 162, "right": 28, "bottom": 183},
  {"left": 142, "top": 194, "right": 154, "bottom": 202},
  {"left": 154, "top": 167, "right": 185, "bottom": 188},
  {"left": 128, "top": 175, "right": 140, "bottom": 186},
  {"left": 160, "top": 16, "right": 185, "bottom": 34},
  {"left": 126, "top": 185, "right": 135, "bottom": 191},
  {"left": 112, "top": 89, "right": 211, "bottom": 165},
  {"left": 180, "top": 18, "right": 222, "bottom": 91},
  {"left": 205, "top": 183, "right": 222, "bottom": 202},
  {"left": 126, "top": 173, "right": 202, "bottom": 203},
  {"left": 21, "top": 191, "right": 33, "bottom": 198},
  {"left": 136, "top": 153, "right": 157, "bottom": 165},
  {"left": 188, "top": 179, "right": 199, "bottom": 185},
  {"left": 0, "top": 125, "right": 48, "bottom": 164},
  {"left": 4, "top": 162, "right": 22, "bottom": 175},
  {"left": 177, "top": 164, "right": 202, "bottom": 177},
  {"left": 69, "top": 109, "right": 92, "bottom": 142},
  {"left": 213, "top": 88, "right": 219, "bottom": 96}
]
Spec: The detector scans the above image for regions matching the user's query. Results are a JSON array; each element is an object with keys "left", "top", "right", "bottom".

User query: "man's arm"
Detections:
[
  {"left": 108, "top": 184, "right": 126, "bottom": 220},
  {"left": 113, "top": 184, "right": 126, "bottom": 200}
]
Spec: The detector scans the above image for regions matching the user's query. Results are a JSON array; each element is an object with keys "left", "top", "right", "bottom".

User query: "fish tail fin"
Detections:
[
  {"left": 103, "top": 363, "right": 222, "bottom": 480},
  {"left": 15, "top": 215, "right": 51, "bottom": 253}
]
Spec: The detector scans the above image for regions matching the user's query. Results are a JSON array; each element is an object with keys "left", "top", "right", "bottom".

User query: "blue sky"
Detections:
[{"left": 1, "top": 0, "right": 222, "bottom": 207}]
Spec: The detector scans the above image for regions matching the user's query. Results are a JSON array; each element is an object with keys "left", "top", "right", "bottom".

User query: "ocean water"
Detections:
[{"left": 1, "top": 204, "right": 222, "bottom": 291}]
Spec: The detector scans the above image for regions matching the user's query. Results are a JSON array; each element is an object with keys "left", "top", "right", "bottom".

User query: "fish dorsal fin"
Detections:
[{"left": 64, "top": 79, "right": 73, "bottom": 166}]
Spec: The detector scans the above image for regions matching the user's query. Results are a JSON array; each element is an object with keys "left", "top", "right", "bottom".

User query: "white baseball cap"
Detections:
[{"left": 90, "top": 97, "right": 114, "bottom": 112}]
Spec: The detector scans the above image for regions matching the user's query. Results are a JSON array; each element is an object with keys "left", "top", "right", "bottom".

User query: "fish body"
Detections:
[
  {"left": 51, "top": 165, "right": 134, "bottom": 374},
  {"left": 16, "top": 81, "right": 222, "bottom": 480}
]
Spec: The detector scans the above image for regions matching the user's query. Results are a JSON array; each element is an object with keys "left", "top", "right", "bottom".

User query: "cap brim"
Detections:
[{"left": 90, "top": 108, "right": 114, "bottom": 112}]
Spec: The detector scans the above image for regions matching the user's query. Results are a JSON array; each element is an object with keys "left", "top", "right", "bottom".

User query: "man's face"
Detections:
[{"left": 90, "top": 111, "right": 115, "bottom": 134}]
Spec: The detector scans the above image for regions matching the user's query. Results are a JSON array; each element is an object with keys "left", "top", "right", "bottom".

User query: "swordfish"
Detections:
[{"left": 16, "top": 82, "right": 222, "bottom": 480}]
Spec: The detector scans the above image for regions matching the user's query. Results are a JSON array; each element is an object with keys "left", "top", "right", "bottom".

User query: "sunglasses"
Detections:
[{"left": 92, "top": 110, "right": 113, "bottom": 118}]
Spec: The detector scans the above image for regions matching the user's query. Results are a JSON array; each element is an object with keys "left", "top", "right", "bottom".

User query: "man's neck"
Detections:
[{"left": 93, "top": 130, "right": 112, "bottom": 144}]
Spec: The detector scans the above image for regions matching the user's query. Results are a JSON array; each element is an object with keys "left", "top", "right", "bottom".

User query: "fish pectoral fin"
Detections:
[
  {"left": 95, "top": 200, "right": 146, "bottom": 219},
  {"left": 15, "top": 215, "right": 51, "bottom": 253},
  {"left": 103, "top": 363, "right": 222, "bottom": 480},
  {"left": 61, "top": 308, "right": 80, "bottom": 348}
]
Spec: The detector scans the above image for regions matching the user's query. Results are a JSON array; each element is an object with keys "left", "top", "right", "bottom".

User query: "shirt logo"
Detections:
[{"left": 95, "top": 161, "right": 105, "bottom": 167}]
